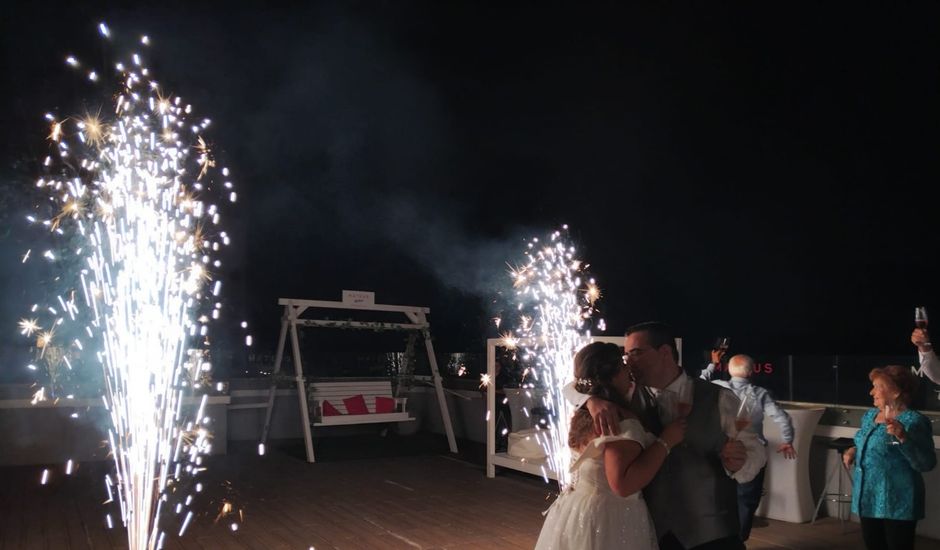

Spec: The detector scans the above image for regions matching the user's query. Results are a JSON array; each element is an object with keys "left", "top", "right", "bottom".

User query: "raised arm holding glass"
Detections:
[{"left": 911, "top": 306, "right": 940, "bottom": 385}]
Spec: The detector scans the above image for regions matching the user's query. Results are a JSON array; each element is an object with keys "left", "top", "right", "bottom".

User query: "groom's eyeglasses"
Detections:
[{"left": 624, "top": 346, "right": 654, "bottom": 360}]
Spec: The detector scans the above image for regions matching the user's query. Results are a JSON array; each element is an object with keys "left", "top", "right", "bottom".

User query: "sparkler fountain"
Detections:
[
  {"left": 20, "top": 24, "right": 235, "bottom": 549},
  {"left": 503, "top": 225, "right": 602, "bottom": 490}
]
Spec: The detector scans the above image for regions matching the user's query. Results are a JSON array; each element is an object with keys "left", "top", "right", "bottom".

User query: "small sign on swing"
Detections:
[{"left": 342, "top": 290, "right": 375, "bottom": 306}]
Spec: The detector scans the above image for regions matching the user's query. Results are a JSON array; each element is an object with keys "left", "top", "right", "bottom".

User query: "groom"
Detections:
[{"left": 566, "top": 322, "right": 766, "bottom": 550}]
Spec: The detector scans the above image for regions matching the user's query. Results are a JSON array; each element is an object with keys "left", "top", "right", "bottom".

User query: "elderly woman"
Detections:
[{"left": 843, "top": 366, "right": 936, "bottom": 550}]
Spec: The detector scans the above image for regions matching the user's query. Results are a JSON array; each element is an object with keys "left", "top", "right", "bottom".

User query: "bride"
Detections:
[{"left": 535, "top": 342, "right": 685, "bottom": 550}]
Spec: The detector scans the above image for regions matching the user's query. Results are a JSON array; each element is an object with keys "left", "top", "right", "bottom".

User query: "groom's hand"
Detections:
[
  {"left": 720, "top": 439, "right": 747, "bottom": 472},
  {"left": 585, "top": 397, "right": 620, "bottom": 436}
]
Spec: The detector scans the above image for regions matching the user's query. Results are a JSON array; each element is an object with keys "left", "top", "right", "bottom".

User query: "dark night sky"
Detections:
[{"left": 1, "top": 1, "right": 939, "bottom": 365}]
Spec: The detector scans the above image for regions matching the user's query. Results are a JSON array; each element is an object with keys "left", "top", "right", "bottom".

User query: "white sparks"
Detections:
[
  {"left": 504, "top": 227, "right": 603, "bottom": 490},
  {"left": 31, "top": 387, "right": 47, "bottom": 405},
  {"left": 20, "top": 24, "right": 236, "bottom": 550},
  {"left": 258, "top": 443, "right": 265, "bottom": 456},
  {"left": 41, "top": 469, "right": 50, "bottom": 485}
]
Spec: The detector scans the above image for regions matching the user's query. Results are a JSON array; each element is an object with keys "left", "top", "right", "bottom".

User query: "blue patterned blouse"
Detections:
[{"left": 851, "top": 408, "right": 936, "bottom": 520}]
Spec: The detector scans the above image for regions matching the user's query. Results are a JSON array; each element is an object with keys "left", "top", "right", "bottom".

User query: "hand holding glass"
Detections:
[{"left": 884, "top": 403, "right": 902, "bottom": 446}]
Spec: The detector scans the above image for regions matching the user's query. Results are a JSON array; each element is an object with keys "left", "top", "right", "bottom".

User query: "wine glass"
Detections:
[
  {"left": 915, "top": 307, "right": 929, "bottom": 329},
  {"left": 731, "top": 394, "right": 753, "bottom": 439},
  {"left": 916, "top": 307, "right": 931, "bottom": 346},
  {"left": 676, "top": 383, "right": 693, "bottom": 418},
  {"left": 884, "top": 402, "right": 902, "bottom": 446}
]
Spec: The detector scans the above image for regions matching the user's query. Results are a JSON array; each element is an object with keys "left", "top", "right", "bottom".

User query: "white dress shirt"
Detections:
[{"left": 918, "top": 349, "right": 940, "bottom": 385}]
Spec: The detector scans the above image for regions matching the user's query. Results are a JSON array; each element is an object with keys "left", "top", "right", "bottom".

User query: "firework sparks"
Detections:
[
  {"left": 31, "top": 387, "right": 47, "bottom": 405},
  {"left": 585, "top": 281, "right": 602, "bottom": 305},
  {"left": 19, "top": 318, "right": 41, "bottom": 337},
  {"left": 499, "top": 332, "right": 519, "bottom": 350},
  {"left": 504, "top": 226, "right": 602, "bottom": 490},
  {"left": 21, "top": 24, "right": 233, "bottom": 550}
]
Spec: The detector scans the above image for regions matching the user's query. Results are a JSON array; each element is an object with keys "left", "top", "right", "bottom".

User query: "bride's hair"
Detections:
[{"left": 568, "top": 342, "right": 632, "bottom": 449}]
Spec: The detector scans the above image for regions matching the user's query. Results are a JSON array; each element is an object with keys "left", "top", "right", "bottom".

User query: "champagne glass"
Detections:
[
  {"left": 657, "top": 389, "right": 678, "bottom": 421},
  {"left": 719, "top": 337, "right": 731, "bottom": 353},
  {"left": 731, "top": 394, "right": 753, "bottom": 439},
  {"left": 712, "top": 337, "right": 731, "bottom": 354},
  {"left": 884, "top": 401, "right": 902, "bottom": 446},
  {"left": 676, "top": 383, "right": 693, "bottom": 418}
]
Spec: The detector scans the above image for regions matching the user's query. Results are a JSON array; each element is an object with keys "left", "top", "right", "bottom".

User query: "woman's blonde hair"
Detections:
[{"left": 869, "top": 365, "right": 919, "bottom": 406}]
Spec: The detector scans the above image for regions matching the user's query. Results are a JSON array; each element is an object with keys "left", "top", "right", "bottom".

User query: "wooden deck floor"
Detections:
[{"left": 2, "top": 435, "right": 939, "bottom": 549}]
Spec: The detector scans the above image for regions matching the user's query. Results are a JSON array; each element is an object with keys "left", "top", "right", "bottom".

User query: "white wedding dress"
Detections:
[{"left": 534, "top": 418, "right": 659, "bottom": 550}]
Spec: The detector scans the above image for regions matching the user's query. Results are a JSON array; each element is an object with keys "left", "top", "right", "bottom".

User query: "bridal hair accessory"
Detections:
[{"left": 574, "top": 377, "right": 595, "bottom": 392}]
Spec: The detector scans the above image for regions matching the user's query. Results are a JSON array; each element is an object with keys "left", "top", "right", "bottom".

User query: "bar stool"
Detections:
[{"left": 812, "top": 437, "right": 855, "bottom": 530}]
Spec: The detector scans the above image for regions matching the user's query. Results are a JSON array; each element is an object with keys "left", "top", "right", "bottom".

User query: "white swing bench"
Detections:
[
  {"left": 259, "top": 292, "right": 458, "bottom": 463},
  {"left": 307, "top": 378, "right": 414, "bottom": 426}
]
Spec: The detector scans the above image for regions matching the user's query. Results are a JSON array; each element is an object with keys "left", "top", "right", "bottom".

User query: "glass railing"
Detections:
[
  {"left": 692, "top": 354, "right": 940, "bottom": 412},
  {"left": 231, "top": 350, "right": 940, "bottom": 410}
]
